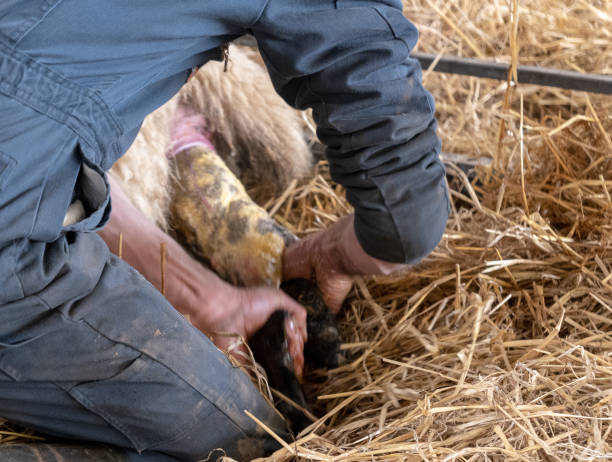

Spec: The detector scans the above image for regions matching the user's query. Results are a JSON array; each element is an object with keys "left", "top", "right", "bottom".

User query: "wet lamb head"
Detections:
[{"left": 249, "top": 278, "right": 347, "bottom": 432}]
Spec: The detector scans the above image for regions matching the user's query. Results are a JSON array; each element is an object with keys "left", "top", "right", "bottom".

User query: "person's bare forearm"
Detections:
[
  {"left": 98, "top": 174, "right": 223, "bottom": 318},
  {"left": 97, "top": 174, "right": 307, "bottom": 371}
]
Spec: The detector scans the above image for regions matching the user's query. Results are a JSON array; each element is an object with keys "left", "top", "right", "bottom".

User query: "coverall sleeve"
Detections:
[{"left": 251, "top": 0, "right": 450, "bottom": 264}]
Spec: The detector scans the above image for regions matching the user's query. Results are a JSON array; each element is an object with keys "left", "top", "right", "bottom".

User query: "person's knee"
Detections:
[
  {"left": 143, "top": 382, "right": 283, "bottom": 461},
  {"left": 68, "top": 353, "right": 281, "bottom": 462},
  {"left": 150, "top": 418, "right": 281, "bottom": 462}
]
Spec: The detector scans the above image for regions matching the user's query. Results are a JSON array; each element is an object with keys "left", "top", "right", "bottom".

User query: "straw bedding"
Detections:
[
  {"left": 250, "top": 1, "right": 612, "bottom": 459},
  {"left": 1, "top": 0, "right": 611, "bottom": 460}
]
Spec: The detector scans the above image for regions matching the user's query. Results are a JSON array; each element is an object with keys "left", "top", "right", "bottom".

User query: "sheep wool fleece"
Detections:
[{"left": 0, "top": 1, "right": 449, "bottom": 461}]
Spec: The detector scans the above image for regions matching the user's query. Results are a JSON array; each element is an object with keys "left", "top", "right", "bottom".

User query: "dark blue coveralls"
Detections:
[{"left": 0, "top": 1, "right": 449, "bottom": 460}]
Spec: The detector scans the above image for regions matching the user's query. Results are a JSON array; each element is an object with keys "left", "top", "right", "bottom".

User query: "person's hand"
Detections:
[
  {"left": 99, "top": 175, "right": 307, "bottom": 374},
  {"left": 188, "top": 280, "right": 307, "bottom": 377},
  {"left": 282, "top": 214, "right": 406, "bottom": 313}
]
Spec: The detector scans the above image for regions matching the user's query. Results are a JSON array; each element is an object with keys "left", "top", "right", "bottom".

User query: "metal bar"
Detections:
[
  {"left": 413, "top": 52, "right": 612, "bottom": 95},
  {"left": 234, "top": 35, "right": 612, "bottom": 95}
]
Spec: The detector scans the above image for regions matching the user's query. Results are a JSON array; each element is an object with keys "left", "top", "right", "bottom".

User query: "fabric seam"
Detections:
[
  {"left": 28, "top": 134, "right": 76, "bottom": 240},
  {"left": 10, "top": 240, "right": 26, "bottom": 300},
  {"left": 68, "top": 386, "right": 143, "bottom": 451},
  {"left": 80, "top": 318, "right": 249, "bottom": 440},
  {"left": 13, "top": 0, "right": 65, "bottom": 46},
  {"left": 371, "top": 6, "right": 409, "bottom": 49},
  {"left": 368, "top": 175, "right": 409, "bottom": 260},
  {"left": 0, "top": 41, "right": 123, "bottom": 164},
  {"left": 249, "top": 0, "right": 272, "bottom": 29},
  {"left": 358, "top": 7, "right": 414, "bottom": 261},
  {"left": 0, "top": 150, "right": 16, "bottom": 191}
]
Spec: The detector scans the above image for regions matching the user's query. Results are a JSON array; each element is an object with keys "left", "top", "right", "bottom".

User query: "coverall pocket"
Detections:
[
  {"left": 0, "top": 0, "right": 63, "bottom": 44},
  {"left": 68, "top": 354, "right": 217, "bottom": 454},
  {"left": 0, "top": 335, "right": 46, "bottom": 349},
  {"left": 62, "top": 160, "right": 111, "bottom": 233},
  {"left": 0, "top": 150, "right": 16, "bottom": 192},
  {"left": 0, "top": 295, "right": 53, "bottom": 354}
]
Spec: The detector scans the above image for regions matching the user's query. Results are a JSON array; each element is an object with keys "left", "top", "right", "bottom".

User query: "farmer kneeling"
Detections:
[{"left": 0, "top": 1, "right": 448, "bottom": 461}]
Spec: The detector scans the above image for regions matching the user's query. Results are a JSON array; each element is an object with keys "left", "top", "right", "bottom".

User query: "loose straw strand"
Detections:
[{"left": 160, "top": 242, "right": 166, "bottom": 297}]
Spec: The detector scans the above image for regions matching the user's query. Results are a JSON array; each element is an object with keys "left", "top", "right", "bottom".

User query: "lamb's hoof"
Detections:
[
  {"left": 281, "top": 278, "right": 347, "bottom": 370},
  {"left": 249, "top": 278, "right": 346, "bottom": 433}
]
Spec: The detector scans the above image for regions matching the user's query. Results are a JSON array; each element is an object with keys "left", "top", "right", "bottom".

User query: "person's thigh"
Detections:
[
  {"left": 0, "top": 232, "right": 286, "bottom": 461},
  {"left": 0, "top": 372, "right": 179, "bottom": 462},
  {"left": 0, "top": 3, "right": 287, "bottom": 459}
]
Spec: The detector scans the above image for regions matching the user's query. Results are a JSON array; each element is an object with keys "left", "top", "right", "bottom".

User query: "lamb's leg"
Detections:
[
  {"left": 182, "top": 44, "right": 314, "bottom": 198},
  {"left": 110, "top": 43, "right": 315, "bottom": 230},
  {"left": 168, "top": 107, "right": 289, "bottom": 288},
  {"left": 168, "top": 107, "right": 344, "bottom": 432}
]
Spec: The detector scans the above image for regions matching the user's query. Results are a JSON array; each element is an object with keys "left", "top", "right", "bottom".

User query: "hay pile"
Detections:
[
  {"left": 252, "top": 1, "right": 612, "bottom": 460},
  {"left": 2, "top": 1, "right": 611, "bottom": 460}
]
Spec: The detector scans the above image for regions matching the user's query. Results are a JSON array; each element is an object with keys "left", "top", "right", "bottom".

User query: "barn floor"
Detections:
[
  {"left": 1, "top": 1, "right": 611, "bottom": 461},
  {"left": 253, "top": 1, "right": 612, "bottom": 460}
]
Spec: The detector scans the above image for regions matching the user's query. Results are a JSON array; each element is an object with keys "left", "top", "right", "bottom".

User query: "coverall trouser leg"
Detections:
[
  {"left": 0, "top": 238, "right": 284, "bottom": 461},
  {"left": 0, "top": 80, "right": 286, "bottom": 462},
  {"left": 0, "top": 1, "right": 289, "bottom": 459},
  {"left": 0, "top": 0, "right": 444, "bottom": 457}
]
